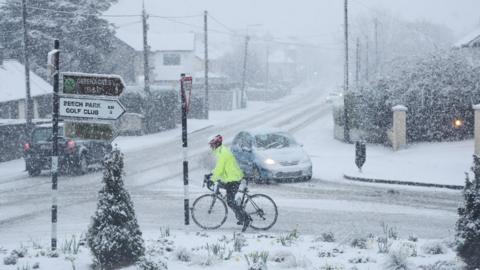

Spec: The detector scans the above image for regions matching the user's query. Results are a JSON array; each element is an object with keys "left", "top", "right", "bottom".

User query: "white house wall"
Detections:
[{"left": 152, "top": 51, "right": 195, "bottom": 83}]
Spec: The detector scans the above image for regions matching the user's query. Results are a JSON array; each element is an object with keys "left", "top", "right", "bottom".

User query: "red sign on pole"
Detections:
[{"left": 182, "top": 76, "right": 193, "bottom": 112}]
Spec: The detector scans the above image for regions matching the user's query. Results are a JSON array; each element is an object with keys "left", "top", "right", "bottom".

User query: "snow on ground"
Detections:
[
  {"left": 299, "top": 111, "right": 472, "bottom": 188},
  {"left": 0, "top": 228, "right": 460, "bottom": 270},
  {"left": 113, "top": 89, "right": 311, "bottom": 152},
  {"left": 0, "top": 86, "right": 467, "bottom": 269}
]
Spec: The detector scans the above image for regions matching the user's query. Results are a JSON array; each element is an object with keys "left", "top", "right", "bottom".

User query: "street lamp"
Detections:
[{"left": 240, "top": 24, "right": 262, "bottom": 109}]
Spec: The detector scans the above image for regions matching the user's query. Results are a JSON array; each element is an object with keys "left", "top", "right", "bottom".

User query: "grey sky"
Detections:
[{"left": 107, "top": 0, "right": 480, "bottom": 43}]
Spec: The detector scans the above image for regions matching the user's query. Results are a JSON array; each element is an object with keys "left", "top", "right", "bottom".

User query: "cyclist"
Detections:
[{"left": 209, "top": 134, "right": 251, "bottom": 232}]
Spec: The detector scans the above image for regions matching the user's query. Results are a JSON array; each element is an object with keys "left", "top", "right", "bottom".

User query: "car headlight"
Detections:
[{"left": 264, "top": 158, "right": 276, "bottom": 165}]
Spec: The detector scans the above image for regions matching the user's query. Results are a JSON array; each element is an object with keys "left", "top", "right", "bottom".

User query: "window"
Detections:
[
  {"left": 232, "top": 132, "right": 253, "bottom": 150},
  {"left": 163, "top": 53, "right": 181, "bottom": 66},
  {"left": 255, "top": 133, "right": 296, "bottom": 149},
  {"left": 32, "top": 127, "right": 64, "bottom": 142}
]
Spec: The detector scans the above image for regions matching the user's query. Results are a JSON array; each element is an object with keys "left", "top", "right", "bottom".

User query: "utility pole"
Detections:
[
  {"left": 204, "top": 11, "right": 209, "bottom": 119},
  {"left": 50, "top": 39, "right": 60, "bottom": 251},
  {"left": 355, "top": 38, "right": 360, "bottom": 89},
  {"left": 365, "top": 35, "right": 369, "bottom": 82},
  {"left": 374, "top": 18, "right": 379, "bottom": 76},
  {"left": 240, "top": 35, "right": 250, "bottom": 109},
  {"left": 21, "top": 0, "right": 33, "bottom": 131},
  {"left": 343, "top": 0, "right": 350, "bottom": 143},
  {"left": 142, "top": 1, "right": 150, "bottom": 96},
  {"left": 265, "top": 42, "right": 270, "bottom": 91}
]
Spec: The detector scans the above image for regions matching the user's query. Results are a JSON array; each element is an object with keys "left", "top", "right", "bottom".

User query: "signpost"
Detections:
[{"left": 48, "top": 48, "right": 127, "bottom": 251}]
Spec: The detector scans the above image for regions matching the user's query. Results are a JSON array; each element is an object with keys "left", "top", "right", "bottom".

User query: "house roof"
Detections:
[
  {"left": 116, "top": 29, "right": 195, "bottom": 52},
  {"left": 0, "top": 59, "right": 52, "bottom": 103},
  {"left": 454, "top": 27, "right": 480, "bottom": 48}
]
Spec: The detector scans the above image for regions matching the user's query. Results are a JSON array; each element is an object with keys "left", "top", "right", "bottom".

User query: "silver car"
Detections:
[{"left": 231, "top": 129, "right": 312, "bottom": 183}]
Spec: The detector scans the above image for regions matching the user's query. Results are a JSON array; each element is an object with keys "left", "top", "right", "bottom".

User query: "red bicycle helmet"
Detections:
[{"left": 209, "top": 135, "right": 223, "bottom": 149}]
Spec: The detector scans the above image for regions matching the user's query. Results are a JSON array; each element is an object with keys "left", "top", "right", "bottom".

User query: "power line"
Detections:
[
  {"left": 207, "top": 13, "right": 235, "bottom": 33},
  {"left": 149, "top": 14, "right": 202, "bottom": 19}
]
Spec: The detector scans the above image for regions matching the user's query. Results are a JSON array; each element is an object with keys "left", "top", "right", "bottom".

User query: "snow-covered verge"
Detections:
[
  {"left": 0, "top": 226, "right": 462, "bottom": 270},
  {"left": 299, "top": 111, "right": 472, "bottom": 188}
]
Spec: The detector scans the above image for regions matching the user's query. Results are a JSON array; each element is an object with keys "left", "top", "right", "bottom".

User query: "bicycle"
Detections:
[{"left": 191, "top": 174, "right": 278, "bottom": 230}]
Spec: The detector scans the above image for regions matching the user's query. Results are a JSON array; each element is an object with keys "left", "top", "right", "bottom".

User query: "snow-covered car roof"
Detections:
[{"left": 244, "top": 128, "right": 291, "bottom": 137}]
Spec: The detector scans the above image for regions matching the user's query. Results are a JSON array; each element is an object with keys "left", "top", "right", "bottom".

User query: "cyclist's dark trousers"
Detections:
[{"left": 224, "top": 181, "right": 245, "bottom": 222}]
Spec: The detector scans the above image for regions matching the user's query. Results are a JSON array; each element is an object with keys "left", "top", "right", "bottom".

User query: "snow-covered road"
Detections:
[{"left": 0, "top": 85, "right": 462, "bottom": 248}]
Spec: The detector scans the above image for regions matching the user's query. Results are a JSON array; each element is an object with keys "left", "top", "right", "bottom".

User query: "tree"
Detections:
[
  {"left": 456, "top": 155, "right": 480, "bottom": 269},
  {"left": 0, "top": 0, "right": 117, "bottom": 78},
  {"left": 87, "top": 149, "right": 145, "bottom": 269}
]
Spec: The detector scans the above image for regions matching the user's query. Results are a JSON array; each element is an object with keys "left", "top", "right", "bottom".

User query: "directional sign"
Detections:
[
  {"left": 62, "top": 72, "right": 125, "bottom": 96},
  {"left": 59, "top": 96, "right": 126, "bottom": 121}
]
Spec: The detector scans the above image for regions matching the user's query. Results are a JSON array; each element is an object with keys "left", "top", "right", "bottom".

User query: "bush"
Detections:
[
  {"left": 343, "top": 51, "right": 480, "bottom": 143},
  {"left": 422, "top": 241, "right": 447, "bottom": 255},
  {"left": 121, "top": 89, "right": 179, "bottom": 134},
  {"left": 384, "top": 248, "right": 413, "bottom": 270},
  {"left": 136, "top": 256, "right": 167, "bottom": 270},
  {"left": 87, "top": 150, "right": 145, "bottom": 269},
  {"left": 3, "top": 254, "right": 17, "bottom": 265},
  {"left": 316, "top": 232, "right": 335, "bottom": 243},
  {"left": 456, "top": 161, "right": 480, "bottom": 269},
  {"left": 350, "top": 237, "right": 368, "bottom": 249},
  {"left": 174, "top": 247, "right": 192, "bottom": 262}
]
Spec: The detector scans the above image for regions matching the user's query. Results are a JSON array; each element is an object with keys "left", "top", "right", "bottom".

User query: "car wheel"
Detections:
[
  {"left": 28, "top": 167, "right": 41, "bottom": 177},
  {"left": 77, "top": 154, "right": 88, "bottom": 175}
]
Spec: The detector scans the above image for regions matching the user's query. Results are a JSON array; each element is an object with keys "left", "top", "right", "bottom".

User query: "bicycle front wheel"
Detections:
[
  {"left": 191, "top": 194, "right": 228, "bottom": 230},
  {"left": 245, "top": 194, "right": 278, "bottom": 230}
]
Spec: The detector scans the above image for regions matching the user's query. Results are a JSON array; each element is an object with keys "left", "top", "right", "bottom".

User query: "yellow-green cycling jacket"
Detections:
[{"left": 211, "top": 145, "right": 244, "bottom": 183}]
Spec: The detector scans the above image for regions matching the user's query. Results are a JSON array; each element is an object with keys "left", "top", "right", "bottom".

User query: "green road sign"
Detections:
[
  {"left": 64, "top": 122, "right": 116, "bottom": 141},
  {"left": 62, "top": 72, "right": 125, "bottom": 96}
]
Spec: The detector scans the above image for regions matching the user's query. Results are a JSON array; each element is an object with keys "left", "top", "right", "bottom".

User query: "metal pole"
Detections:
[
  {"left": 374, "top": 18, "right": 379, "bottom": 76},
  {"left": 180, "top": 73, "right": 189, "bottom": 225},
  {"left": 365, "top": 35, "right": 369, "bottom": 82},
  {"left": 142, "top": 1, "right": 152, "bottom": 133},
  {"left": 51, "top": 39, "right": 60, "bottom": 251},
  {"left": 265, "top": 43, "right": 270, "bottom": 91},
  {"left": 240, "top": 36, "right": 249, "bottom": 109},
  {"left": 204, "top": 11, "right": 209, "bottom": 119},
  {"left": 21, "top": 0, "right": 33, "bottom": 130},
  {"left": 142, "top": 1, "right": 150, "bottom": 95},
  {"left": 343, "top": 0, "right": 350, "bottom": 143},
  {"left": 355, "top": 38, "right": 360, "bottom": 89}
]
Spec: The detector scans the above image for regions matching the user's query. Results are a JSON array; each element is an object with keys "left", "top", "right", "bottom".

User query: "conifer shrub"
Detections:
[{"left": 87, "top": 149, "right": 145, "bottom": 269}]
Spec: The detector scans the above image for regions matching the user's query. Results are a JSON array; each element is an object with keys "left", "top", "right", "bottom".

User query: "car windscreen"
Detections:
[
  {"left": 32, "top": 127, "right": 64, "bottom": 142},
  {"left": 254, "top": 133, "right": 296, "bottom": 149}
]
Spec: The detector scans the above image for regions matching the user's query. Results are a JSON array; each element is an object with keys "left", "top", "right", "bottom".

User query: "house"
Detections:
[
  {"left": 116, "top": 31, "right": 196, "bottom": 87},
  {"left": 0, "top": 51, "right": 52, "bottom": 119},
  {"left": 454, "top": 28, "right": 480, "bottom": 48},
  {"left": 454, "top": 27, "right": 480, "bottom": 66}
]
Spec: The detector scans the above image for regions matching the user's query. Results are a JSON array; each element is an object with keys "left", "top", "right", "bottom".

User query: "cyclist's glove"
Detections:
[{"left": 206, "top": 179, "right": 215, "bottom": 191}]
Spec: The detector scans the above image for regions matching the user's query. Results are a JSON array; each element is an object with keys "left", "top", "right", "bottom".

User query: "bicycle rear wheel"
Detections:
[
  {"left": 191, "top": 194, "right": 228, "bottom": 230},
  {"left": 244, "top": 193, "right": 278, "bottom": 230}
]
